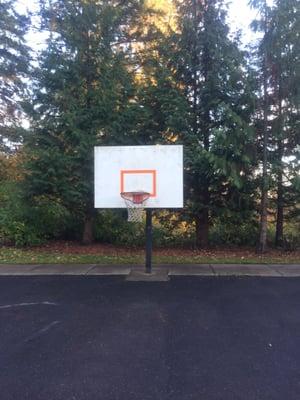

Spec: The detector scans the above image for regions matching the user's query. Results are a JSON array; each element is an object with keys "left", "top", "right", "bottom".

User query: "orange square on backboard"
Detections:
[
  {"left": 120, "top": 170, "right": 157, "bottom": 197},
  {"left": 95, "top": 145, "right": 183, "bottom": 208}
]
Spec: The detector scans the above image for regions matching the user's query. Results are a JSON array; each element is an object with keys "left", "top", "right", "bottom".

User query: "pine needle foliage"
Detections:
[{"left": 0, "top": 0, "right": 30, "bottom": 152}]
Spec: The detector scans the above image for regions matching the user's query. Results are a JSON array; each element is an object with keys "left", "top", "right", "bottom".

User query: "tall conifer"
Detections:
[
  {"left": 25, "top": 0, "right": 143, "bottom": 243},
  {"left": 0, "top": 0, "right": 29, "bottom": 152},
  {"left": 172, "top": 0, "right": 256, "bottom": 247}
]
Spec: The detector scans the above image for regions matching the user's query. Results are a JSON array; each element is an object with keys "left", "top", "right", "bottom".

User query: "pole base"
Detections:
[{"left": 126, "top": 269, "right": 169, "bottom": 282}]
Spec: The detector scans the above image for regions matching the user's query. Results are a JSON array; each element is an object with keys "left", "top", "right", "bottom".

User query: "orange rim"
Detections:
[{"left": 120, "top": 191, "right": 150, "bottom": 204}]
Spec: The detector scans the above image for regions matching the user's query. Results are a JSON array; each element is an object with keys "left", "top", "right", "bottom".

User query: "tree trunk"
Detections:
[
  {"left": 275, "top": 172, "right": 284, "bottom": 247},
  {"left": 275, "top": 130, "right": 284, "bottom": 248},
  {"left": 195, "top": 177, "right": 210, "bottom": 248},
  {"left": 192, "top": 1, "right": 210, "bottom": 249},
  {"left": 257, "top": 7, "right": 269, "bottom": 254},
  {"left": 82, "top": 211, "right": 94, "bottom": 245},
  {"left": 257, "top": 189, "right": 268, "bottom": 253},
  {"left": 81, "top": 19, "right": 95, "bottom": 246},
  {"left": 256, "top": 132, "right": 268, "bottom": 254},
  {"left": 256, "top": 118, "right": 269, "bottom": 254},
  {"left": 196, "top": 209, "right": 209, "bottom": 248},
  {"left": 275, "top": 74, "right": 284, "bottom": 247}
]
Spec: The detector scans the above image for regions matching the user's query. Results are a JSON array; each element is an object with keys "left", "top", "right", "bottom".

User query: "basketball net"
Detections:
[{"left": 120, "top": 191, "right": 150, "bottom": 223}]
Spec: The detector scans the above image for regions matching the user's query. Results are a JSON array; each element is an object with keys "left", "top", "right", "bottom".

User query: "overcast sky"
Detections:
[{"left": 228, "top": 0, "right": 260, "bottom": 45}]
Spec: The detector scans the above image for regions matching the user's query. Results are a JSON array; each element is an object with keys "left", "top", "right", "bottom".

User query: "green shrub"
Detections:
[
  {"left": 2, "top": 181, "right": 296, "bottom": 250},
  {"left": 0, "top": 221, "right": 43, "bottom": 247},
  {"left": 93, "top": 210, "right": 195, "bottom": 247},
  {"left": 28, "top": 195, "right": 73, "bottom": 239},
  {"left": 94, "top": 210, "right": 145, "bottom": 246},
  {"left": 0, "top": 182, "right": 73, "bottom": 246},
  {"left": 209, "top": 219, "right": 259, "bottom": 246},
  {"left": 268, "top": 222, "right": 300, "bottom": 250}
]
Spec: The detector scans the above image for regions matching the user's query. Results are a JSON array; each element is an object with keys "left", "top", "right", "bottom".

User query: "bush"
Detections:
[
  {"left": 2, "top": 181, "right": 296, "bottom": 250},
  {"left": 0, "top": 221, "right": 43, "bottom": 247},
  {"left": 94, "top": 210, "right": 145, "bottom": 246},
  {"left": 152, "top": 212, "right": 195, "bottom": 247},
  {"left": 268, "top": 222, "right": 300, "bottom": 251},
  {"left": 94, "top": 211, "right": 263, "bottom": 248},
  {"left": 0, "top": 183, "right": 73, "bottom": 246},
  {"left": 93, "top": 210, "right": 195, "bottom": 247},
  {"left": 209, "top": 219, "right": 259, "bottom": 246},
  {"left": 29, "top": 195, "right": 73, "bottom": 239}
]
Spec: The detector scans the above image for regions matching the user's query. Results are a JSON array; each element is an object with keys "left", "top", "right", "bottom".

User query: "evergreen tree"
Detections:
[
  {"left": 171, "top": 0, "right": 256, "bottom": 247},
  {"left": 268, "top": 0, "right": 300, "bottom": 246},
  {"left": 250, "top": 0, "right": 299, "bottom": 250},
  {"left": 134, "top": 0, "right": 190, "bottom": 145},
  {"left": 0, "top": 0, "right": 29, "bottom": 152},
  {"left": 25, "top": 0, "right": 144, "bottom": 243},
  {"left": 249, "top": 0, "right": 271, "bottom": 253}
]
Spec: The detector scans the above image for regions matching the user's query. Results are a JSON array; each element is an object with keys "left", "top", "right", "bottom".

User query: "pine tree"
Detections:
[
  {"left": 269, "top": 0, "right": 300, "bottom": 246},
  {"left": 251, "top": 0, "right": 299, "bottom": 250},
  {"left": 25, "top": 0, "right": 144, "bottom": 244},
  {"left": 0, "top": 0, "right": 29, "bottom": 152},
  {"left": 171, "top": 0, "right": 256, "bottom": 247},
  {"left": 250, "top": 0, "right": 272, "bottom": 253},
  {"left": 134, "top": 0, "right": 190, "bottom": 145}
]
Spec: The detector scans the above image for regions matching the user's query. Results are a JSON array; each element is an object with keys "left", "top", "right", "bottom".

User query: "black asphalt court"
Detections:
[{"left": 0, "top": 276, "right": 300, "bottom": 399}]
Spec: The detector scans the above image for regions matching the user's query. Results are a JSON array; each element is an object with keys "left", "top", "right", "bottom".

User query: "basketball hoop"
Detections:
[{"left": 120, "top": 191, "right": 150, "bottom": 222}]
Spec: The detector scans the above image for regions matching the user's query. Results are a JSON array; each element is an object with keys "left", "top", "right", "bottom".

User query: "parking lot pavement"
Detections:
[{"left": 0, "top": 276, "right": 300, "bottom": 400}]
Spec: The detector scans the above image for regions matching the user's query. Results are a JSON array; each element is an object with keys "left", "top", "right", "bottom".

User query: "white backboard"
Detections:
[{"left": 94, "top": 145, "right": 183, "bottom": 208}]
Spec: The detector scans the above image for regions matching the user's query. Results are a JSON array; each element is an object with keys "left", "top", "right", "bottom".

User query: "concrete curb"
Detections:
[{"left": 0, "top": 263, "right": 299, "bottom": 277}]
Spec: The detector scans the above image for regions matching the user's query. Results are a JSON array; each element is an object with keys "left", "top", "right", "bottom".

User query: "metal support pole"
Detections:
[{"left": 145, "top": 209, "right": 152, "bottom": 274}]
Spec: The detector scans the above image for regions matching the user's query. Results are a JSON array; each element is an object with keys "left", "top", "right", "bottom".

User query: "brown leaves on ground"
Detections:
[{"left": 29, "top": 241, "right": 300, "bottom": 262}]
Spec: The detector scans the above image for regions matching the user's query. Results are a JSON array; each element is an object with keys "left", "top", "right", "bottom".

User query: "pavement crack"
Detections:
[
  {"left": 267, "top": 265, "right": 284, "bottom": 276},
  {"left": 210, "top": 264, "right": 216, "bottom": 275},
  {"left": 24, "top": 321, "right": 60, "bottom": 343},
  {"left": 84, "top": 264, "right": 98, "bottom": 275},
  {"left": 0, "top": 301, "right": 59, "bottom": 309}
]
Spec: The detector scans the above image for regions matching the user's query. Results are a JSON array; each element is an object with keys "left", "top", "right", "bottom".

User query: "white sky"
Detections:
[
  {"left": 227, "top": 0, "right": 260, "bottom": 46},
  {"left": 16, "top": 0, "right": 261, "bottom": 51}
]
